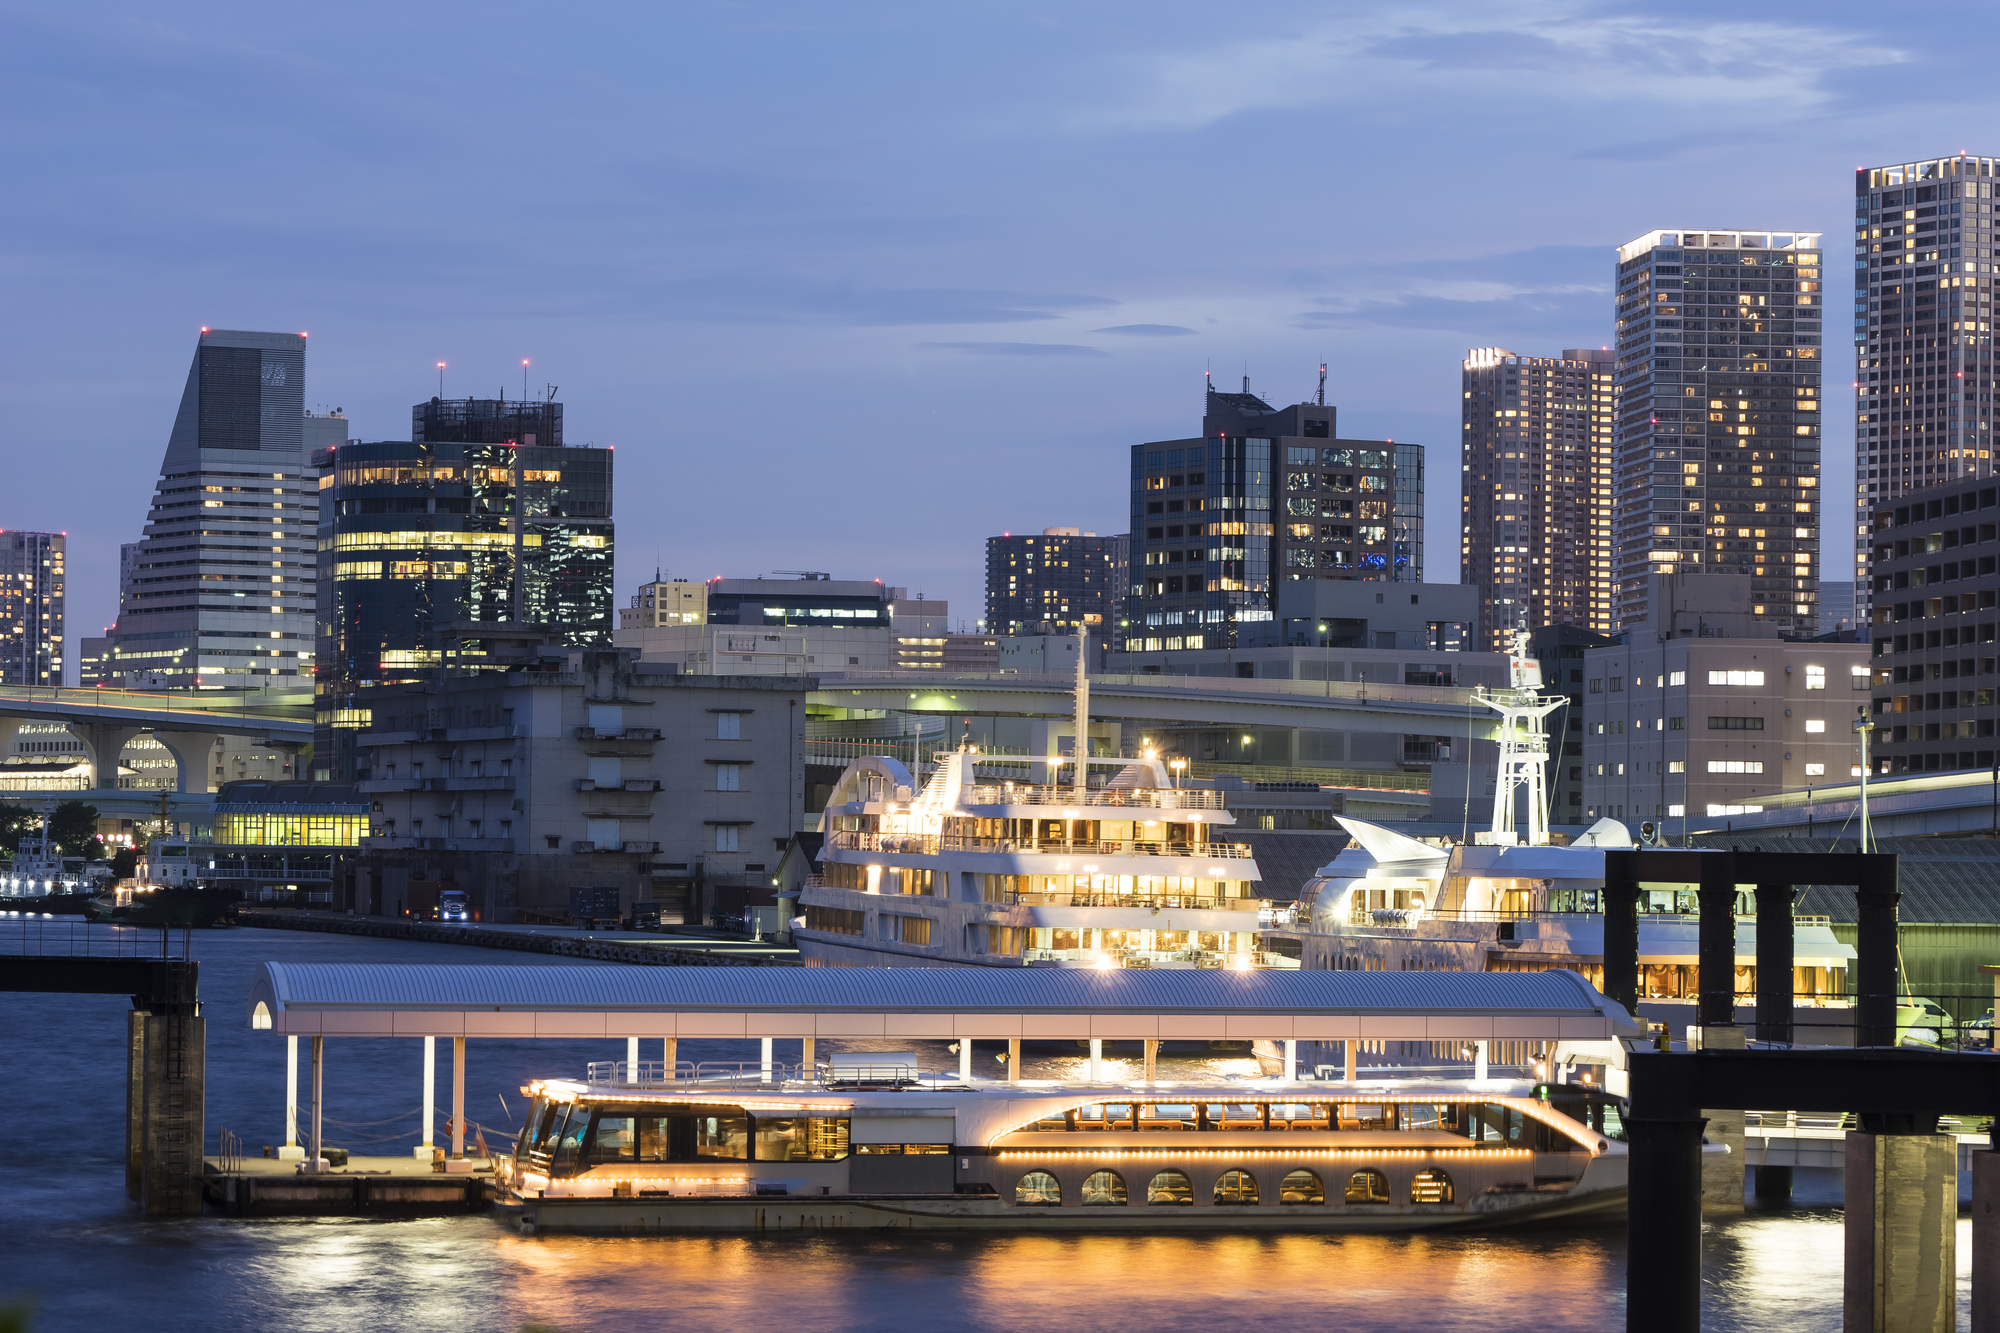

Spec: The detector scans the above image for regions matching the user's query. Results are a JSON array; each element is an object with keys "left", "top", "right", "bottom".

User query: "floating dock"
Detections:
[{"left": 202, "top": 1154, "right": 498, "bottom": 1217}]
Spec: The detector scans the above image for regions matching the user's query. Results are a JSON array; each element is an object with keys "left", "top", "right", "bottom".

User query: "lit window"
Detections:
[
  {"left": 1805, "top": 665, "right": 1827, "bottom": 690},
  {"left": 1707, "top": 670, "right": 1765, "bottom": 686},
  {"left": 1805, "top": 764, "right": 1826, "bottom": 776},
  {"left": 1804, "top": 720, "right": 1825, "bottom": 733},
  {"left": 1706, "top": 760, "right": 1765, "bottom": 774}
]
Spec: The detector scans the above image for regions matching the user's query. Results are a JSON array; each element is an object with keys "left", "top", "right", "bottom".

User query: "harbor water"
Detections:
[{"left": 0, "top": 926, "right": 1974, "bottom": 1331}]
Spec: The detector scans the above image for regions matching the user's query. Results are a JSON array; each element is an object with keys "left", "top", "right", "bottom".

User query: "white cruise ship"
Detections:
[{"left": 793, "top": 749, "right": 1275, "bottom": 970}]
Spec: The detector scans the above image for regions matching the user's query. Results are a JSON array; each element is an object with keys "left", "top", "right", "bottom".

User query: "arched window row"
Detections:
[{"left": 1016, "top": 1167, "right": 1453, "bottom": 1207}]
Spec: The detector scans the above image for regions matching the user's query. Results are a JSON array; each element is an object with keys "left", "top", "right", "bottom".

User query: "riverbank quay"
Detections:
[
  {"left": 202, "top": 1151, "right": 499, "bottom": 1217},
  {"left": 236, "top": 910, "right": 800, "bottom": 967}
]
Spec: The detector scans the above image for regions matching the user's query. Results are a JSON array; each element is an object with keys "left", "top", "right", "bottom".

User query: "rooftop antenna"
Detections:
[
  {"left": 1316, "top": 362, "right": 1327, "bottom": 407},
  {"left": 523, "top": 359, "right": 530, "bottom": 402},
  {"left": 1242, "top": 363, "right": 1249, "bottom": 395},
  {"left": 1472, "top": 621, "right": 1566, "bottom": 847},
  {"left": 437, "top": 361, "right": 446, "bottom": 397}
]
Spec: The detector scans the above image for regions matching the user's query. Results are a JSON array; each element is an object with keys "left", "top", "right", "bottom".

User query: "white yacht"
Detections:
[
  {"left": 794, "top": 748, "right": 1276, "bottom": 971},
  {"left": 1264, "top": 629, "right": 1856, "bottom": 1021}
]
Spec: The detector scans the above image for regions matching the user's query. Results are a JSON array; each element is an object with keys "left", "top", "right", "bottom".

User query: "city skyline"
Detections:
[{"left": 12, "top": 5, "right": 1990, "bottom": 659}]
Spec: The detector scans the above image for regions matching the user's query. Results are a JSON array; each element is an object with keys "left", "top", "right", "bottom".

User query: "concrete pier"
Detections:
[
  {"left": 139, "top": 1012, "right": 205, "bottom": 1216},
  {"left": 204, "top": 1153, "right": 495, "bottom": 1217},
  {"left": 1700, "top": 1025, "right": 1746, "bottom": 1212},
  {"left": 1844, "top": 1130, "right": 1957, "bottom": 1333},
  {"left": 1974, "top": 1151, "right": 2000, "bottom": 1333}
]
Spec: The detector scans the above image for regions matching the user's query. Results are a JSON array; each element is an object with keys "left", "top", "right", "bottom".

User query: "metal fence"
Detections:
[{"left": 0, "top": 916, "right": 189, "bottom": 959}]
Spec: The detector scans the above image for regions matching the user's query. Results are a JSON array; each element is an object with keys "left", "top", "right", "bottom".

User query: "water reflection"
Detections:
[{"left": 0, "top": 929, "right": 1961, "bottom": 1332}]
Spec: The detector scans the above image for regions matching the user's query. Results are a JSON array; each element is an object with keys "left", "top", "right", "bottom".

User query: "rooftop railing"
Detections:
[
  {"left": 1012, "top": 891, "right": 1268, "bottom": 912},
  {"left": 825, "top": 830, "right": 1255, "bottom": 860},
  {"left": 959, "top": 784, "right": 1224, "bottom": 810}
]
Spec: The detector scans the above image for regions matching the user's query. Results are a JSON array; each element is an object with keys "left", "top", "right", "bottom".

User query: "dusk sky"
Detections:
[{"left": 0, "top": 1, "right": 1967, "bottom": 656}]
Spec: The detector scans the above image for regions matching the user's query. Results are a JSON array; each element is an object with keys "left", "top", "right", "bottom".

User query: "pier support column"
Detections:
[
  {"left": 801, "top": 1038, "right": 814, "bottom": 1080},
  {"left": 1474, "top": 1041, "right": 1488, "bottom": 1082},
  {"left": 1143, "top": 1039, "right": 1158, "bottom": 1083},
  {"left": 1343, "top": 1040, "right": 1356, "bottom": 1082},
  {"left": 1701, "top": 1025, "right": 1746, "bottom": 1213},
  {"left": 125, "top": 1009, "right": 144, "bottom": 1199},
  {"left": 664, "top": 1037, "right": 678, "bottom": 1080},
  {"left": 450, "top": 1037, "right": 465, "bottom": 1160},
  {"left": 627, "top": 1037, "right": 640, "bottom": 1083},
  {"left": 958, "top": 1040, "right": 973, "bottom": 1084},
  {"left": 1972, "top": 1150, "right": 2000, "bottom": 1333},
  {"left": 280, "top": 1033, "right": 304, "bottom": 1161},
  {"left": 1625, "top": 1113, "right": 1707, "bottom": 1333},
  {"left": 1089, "top": 1038, "right": 1102, "bottom": 1082},
  {"left": 760, "top": 1037, "right": 774, "bottom": 1083},
  {"left": 414, "top": 1035, "right": 435, "bottom": 1159},
  {"left": 1283, "top": 1039, "right": 1297, "bottom": 1084},
  {"left": 1008, "top": 1038, "right": 1020, "bottom": 1082},
  {"left": 1844, "top": 1129, "right": 1956, "bottom": 1333},
  {"left": 309, "top": 1035, "right": 324, "bottom": 1169},
  {"left": 139, "top": 1011, "right": 205, "bottom": 1216}
]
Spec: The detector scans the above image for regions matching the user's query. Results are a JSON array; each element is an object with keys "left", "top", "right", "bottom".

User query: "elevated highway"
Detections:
[
  {"left": 809, "top": 670, "right": 1495, "bottom": 738},
  {"left": 0, "top": 685, "right": 312, "bottom": 799},
  {"left": 1683, "top": 767, "right": 2000, "bottom": 838}
]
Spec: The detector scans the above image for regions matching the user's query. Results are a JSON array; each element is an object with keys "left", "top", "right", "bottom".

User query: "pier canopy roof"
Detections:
[{"left": 247, "top": 963, "right": 1638, "bottom": 1041}]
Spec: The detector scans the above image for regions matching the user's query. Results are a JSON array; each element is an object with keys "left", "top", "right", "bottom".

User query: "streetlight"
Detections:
[
  {"left": 1854, "top": 705, "right": 1876, "bottom": 852},
  {"left": 1169, "top": 759, "right": 1186, "bottom": 789}
]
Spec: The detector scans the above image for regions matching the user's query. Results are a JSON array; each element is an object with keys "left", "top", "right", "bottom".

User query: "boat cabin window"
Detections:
[
  {"left": 1017, "top": 1172, "right": 1061, "bottom": 1206},
  {"left": 1214, "top": 1170, "right": 1259, "bottom": 1204},
  {"left": 1025, "top": 1109, "right": 1074, "bottom": 1132},
  {"left": 1402, "top": 1103, "right": 1449, "bottom": 1132},
  {"left": 754, "top": 1117, "right": 852, "bottom": 1162},
  {"left": 1075, "top": 1103, "right": 1136, "bottom": 1131},
  {"left": 1464, "top": 1104, "right": 1527, "bottom": 1145},
  {"left": 550, "top": 1112, "right": 591, "bottom": 1175},
  {"left": 1338, "top": 1103, "right": 1395, "bottom": 1131},
  {"left": 1280, "top": 1170, "right": 1324, "bottom": 1204},
  {"left": 591, "top": 1115, "right": 638, "bottom": 1162},
  {"left": 1147, "top": 1170, "right": 1193, "bottom": 1205},
  {"left": 1267, "top": 1103, "right": 1330, "bottom": 1130},
  {"left": 1201, "top": 1103, "right": 1266, "bottom": 1130},
  {"left": 1411, "top": 1169, "right": 1454, "bottom": 1204},
  {"left": 1137, "top": 1104, "right": 1198, "bottom": 1130},
  {"left": 1082, "top": 1170, "right": 1128, "bottom": 1206},
  {"left": 1345, "top": 1170, "right": 1392, "bottom": 1204}
]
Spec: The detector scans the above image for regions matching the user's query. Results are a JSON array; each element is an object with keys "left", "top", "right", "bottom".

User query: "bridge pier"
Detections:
[
  {"left": 1844, "top": 1128, "right": 1957, "bottom": 1332},
  {"left": 77, "top": 723, "right": 143, "bottom": 790},
  {"left": 1973, "top": 1150, "right": 2000, "bottom": 1333},
  {"left": 138, "top": 1009, "right": 206, "bottom": 1215},
  {"left": 152, "top": 730, "right": 225, "bottom": 795}
]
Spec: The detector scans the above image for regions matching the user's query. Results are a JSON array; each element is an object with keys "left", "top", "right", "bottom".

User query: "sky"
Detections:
[{"left": 0, "top": 0, "right": 1980, "bottom": 659}]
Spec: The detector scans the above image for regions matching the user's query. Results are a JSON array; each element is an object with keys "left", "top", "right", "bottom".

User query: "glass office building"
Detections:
[
  {"left": 313, "top": 397, "right": 613, "bottom": 779},
  {"left": 1124, "top": 386, "right": 1419, "bottom": 653}
]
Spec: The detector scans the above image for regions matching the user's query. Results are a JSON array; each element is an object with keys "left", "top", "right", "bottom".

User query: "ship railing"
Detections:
[
  {"left": 0, "top": 916, "right": 191, "bottom": 959},
  {"left": 825, "top": 830, "right": 1254, "bottom": 859},
  {"left": 1011, "top": 890, "right": 1269, "bottom": 912},
  {"left": 583, "top": 1060, "right": 962, "bottom": 1091},
  {"left": 959, "top": 785, "right": 1225, "bottom": 811},
  {"left": 1413, "top": 908, "right": 1840, "bottom": 925}
]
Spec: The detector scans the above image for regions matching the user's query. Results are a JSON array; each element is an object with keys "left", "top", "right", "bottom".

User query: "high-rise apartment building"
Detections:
[
  {"left": 312, "top": 395, "right": 613, "bottom": 779},
  {"left": 0, "top": 531, "right": 64, "bottom": 686},
  {"left": 106, "top": 330, "right": 321, "bottom": 688},
  {"left": 1124, "top": 385, "right": 1420, "bottom": 653},
  {"left": 1460, "top": 347, "right": 1615, "bottom": 650},
  {"left": 984, "top": 528, "right": 1126, "bottom": 639},
  {"left": 1612, "top": 230, "right": 1824, "bottom": 638},
  {"left": 1852, "top": 154, "right": 2000, "bottom": 626}
]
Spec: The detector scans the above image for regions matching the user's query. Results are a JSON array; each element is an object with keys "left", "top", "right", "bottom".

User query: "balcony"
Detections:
[
  {"left": 358, "top": 778, "right": 419, "bottom": 793},
  {"left": 570, "top": 839, "right": 658, "bottom": 854},
  {"left": 824, "top": 830, "right": 1254, "bottom": 860},
  {"left": 574, "top": 778, "right": 661, "bottom": 792},
  {"left": 1012, "top": 890, "right": 1269, "bottom": 912},
  {"left": 360, "top": 836, "right": 517, "bottom": 853},
  {"left": 958, "top": 784, "right": 1224, "bottom": 811},
  {"left": 621, "top": 840, "right": 661, "bottom": 854},
  {"left": 575, "top": 727, "right": 662, "bottom": 742}
]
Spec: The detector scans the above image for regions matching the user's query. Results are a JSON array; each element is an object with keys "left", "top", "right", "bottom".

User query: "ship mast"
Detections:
[{"left": 1473, "top": 626, "right": 1567, "bottom": 846}]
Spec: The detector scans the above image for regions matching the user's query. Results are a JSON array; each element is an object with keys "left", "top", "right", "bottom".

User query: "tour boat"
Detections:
[{"left": 493, "top": 1067, "right": 1627, "bottom": 1234}]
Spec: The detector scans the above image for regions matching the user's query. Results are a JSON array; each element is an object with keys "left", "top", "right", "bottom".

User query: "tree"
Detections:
[
  {"left": 110, "top": 846, "right": 139, "bottom": 879},
  {"left": 49, "top": 801, "right": 102, "bottom": 858},
  {"left": 0, "top": 803, "right": 33, "bottom": 854}
]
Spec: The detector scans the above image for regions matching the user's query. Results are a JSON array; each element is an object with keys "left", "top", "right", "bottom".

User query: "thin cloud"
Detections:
[
  {"left": 1083, "top": 4, "right": 1904, "bottom": 131},
  {"left": 922, "top": 341, "right": 1110, "bottom": 357},
  {"left": 1093, "top": 323, "right": 1196, "bottom": 336}
]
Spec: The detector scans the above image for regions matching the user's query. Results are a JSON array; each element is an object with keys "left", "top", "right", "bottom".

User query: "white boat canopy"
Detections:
[{"left": 247, "top": 963, "right": 1640, "bottom": 1041}]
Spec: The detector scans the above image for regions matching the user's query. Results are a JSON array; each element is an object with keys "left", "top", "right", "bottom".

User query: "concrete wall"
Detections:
[{"left": 349, "top": 654, "right": 810, "bottom": 923}]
